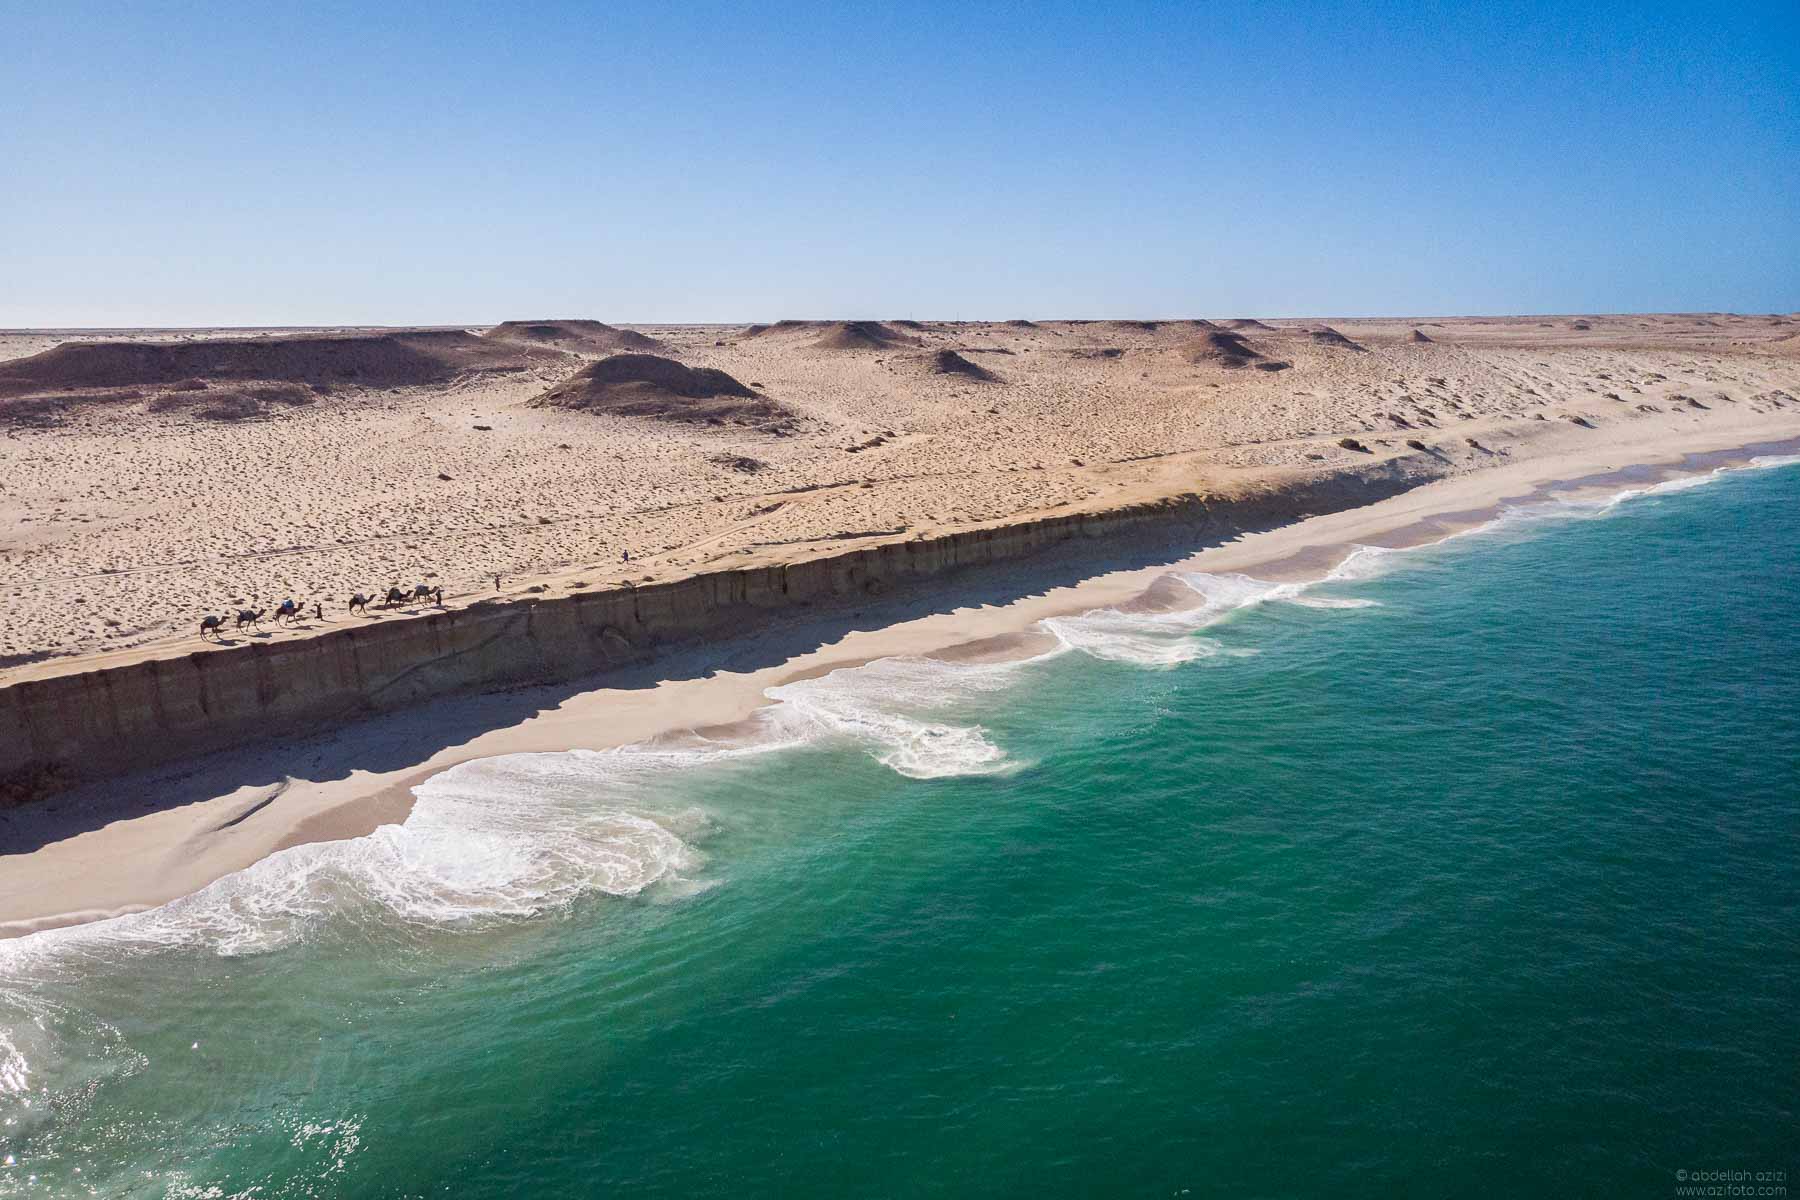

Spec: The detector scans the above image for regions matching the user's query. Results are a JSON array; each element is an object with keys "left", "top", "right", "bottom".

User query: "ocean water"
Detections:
[{"left": 3, "top": 458, "right": 1797, "bottom": 1197}]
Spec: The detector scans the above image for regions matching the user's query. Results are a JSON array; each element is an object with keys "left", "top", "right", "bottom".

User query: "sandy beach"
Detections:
[{"left": 2, "top": 330, "right": 1797, "bottom": 939}]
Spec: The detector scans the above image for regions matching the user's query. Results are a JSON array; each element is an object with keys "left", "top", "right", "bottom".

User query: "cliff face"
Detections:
[{"left": 0, "top": 464, "right": 1421, "bottom": 805}]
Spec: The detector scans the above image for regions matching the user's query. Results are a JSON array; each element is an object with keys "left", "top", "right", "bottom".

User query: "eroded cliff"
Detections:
[{"left": 0, "top": 462, "right": 1424, "bottom": 806}]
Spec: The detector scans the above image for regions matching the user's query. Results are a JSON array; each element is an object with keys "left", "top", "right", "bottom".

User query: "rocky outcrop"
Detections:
[{"left": 0, "top": 462, "right": 1424, "bottom": 805}]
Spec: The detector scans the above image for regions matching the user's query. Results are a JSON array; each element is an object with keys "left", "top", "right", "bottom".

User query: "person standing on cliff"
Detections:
[{"left": 494, "top": 574, "right": 501, "bottom": 592}]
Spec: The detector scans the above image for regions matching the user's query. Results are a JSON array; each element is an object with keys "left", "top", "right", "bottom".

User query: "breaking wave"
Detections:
[
  {"left": 763, "top": 656, "right": 1029, "bottom": 779},
  {"left": 0, "top": 755, "right": 731, "bottom": 971},
  {"left": 1483, "top": 453, "right": 1800, "bottom": 533},
  {"left": 1040, "top": 561, "right": 1381, "bottom": 667},
  {"left": 0, "top": 656, "right": 1045, "bottom": 971}
]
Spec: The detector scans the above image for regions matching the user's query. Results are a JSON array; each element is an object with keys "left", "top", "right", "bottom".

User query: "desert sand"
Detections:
[
  {"left": 3, "top": 313, "right": 1796, "bottom": 674},
  {"left": 2, "top": 312, "right": 1798, "bottom": 932}
]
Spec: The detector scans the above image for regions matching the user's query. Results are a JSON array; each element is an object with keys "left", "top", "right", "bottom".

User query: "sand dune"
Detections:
[
  {"left": 1179, "top": 329, "right": 1269, "bottom": 368},
  {"left": 0, "top": 330, "right": 541, "bottom": 394},
  {"left": 0, "top": 330, "right": 558, "bottom": 425},
  {"left": 1309, "top": 326, "right": 1368, "bottom": 352},
  {"left": 484, "top": 319, "right": 662, "bottom": 353},
  {"left": 930, "top": 349, "right": 1001, "bottom": 382},
  {"left": 529, "top": 353, "right": 794, "bottom": 429},
  {"left": 811, "top": 321, "right": 916, "bottom": 351},
  {"left": 740, "top": 320, "right": 822, "bottom": 339}
]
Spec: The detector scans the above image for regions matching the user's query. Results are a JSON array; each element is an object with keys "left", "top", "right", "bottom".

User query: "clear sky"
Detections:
[{"left": 2, "top": 1, "right": 1794, "bottom": 326}]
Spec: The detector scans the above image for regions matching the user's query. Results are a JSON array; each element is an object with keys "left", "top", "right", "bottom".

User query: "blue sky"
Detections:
[{"left": 2, "top": 1, "right": 1794, "bottom": 325}]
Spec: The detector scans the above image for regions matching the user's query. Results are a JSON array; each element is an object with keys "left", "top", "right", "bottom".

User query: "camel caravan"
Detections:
[{"left": 197, "top": 583, "right": 445, "bottom": 641}]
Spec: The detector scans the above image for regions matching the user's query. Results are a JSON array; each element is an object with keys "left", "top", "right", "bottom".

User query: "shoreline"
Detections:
[{"left": 3, "top": 417, "right": 1799, "bottom": 939}]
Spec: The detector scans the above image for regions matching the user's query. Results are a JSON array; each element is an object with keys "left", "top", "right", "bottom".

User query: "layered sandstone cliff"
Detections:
[{"left": 0, "top": 463, "right": 1421, "bottom": 806}]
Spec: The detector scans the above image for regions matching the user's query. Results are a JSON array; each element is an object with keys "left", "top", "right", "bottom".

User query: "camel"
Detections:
[
  {"left": 410, "top": 583, "right": 444, "bottom": 605},
  {"left": 348, "top": 591, "right": 374, "bottom": 614},
  {"left": 273, "top": 598, "right": 302, "bottom": 625},
  {"left": 235, "top": 607, "right": 266, "bottom": 631},
  {"left": 383, "top": 586, "right": 408, "bottom": 608},
  {"left": 199, "top": 614, "right": 228, "bottom": 641}
]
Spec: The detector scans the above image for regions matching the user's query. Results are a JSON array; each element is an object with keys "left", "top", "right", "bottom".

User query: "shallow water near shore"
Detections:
[{"left": 2, "top": 458, "right": 1797, "bottom": 1196}]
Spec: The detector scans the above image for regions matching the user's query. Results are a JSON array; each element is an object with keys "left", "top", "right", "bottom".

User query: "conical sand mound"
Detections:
[
  {"left": 1180, "top": 330, "right": 1266, "bottom": 368},
  {"left": 930, "top": 349, "right": 1000, "bottom": 382},
  {"left": 529, "top": 354, "right": 795, "bottom": 430},
  {"left": 1309, "top": 326, "right": 1368, "bottom": 352},
  {"left": 1410, "top": 329, "right": 1434, "bottom": 343},
  {"left": 811, "top": 321, "right": 915, "bottom": 351}
]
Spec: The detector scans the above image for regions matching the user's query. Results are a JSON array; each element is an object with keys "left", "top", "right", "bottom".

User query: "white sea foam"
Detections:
[
  {"left": 1040, "top": 566, "right": 1382, "bottom": 665},
  {"left": 0, "top": 991, "right": 33, "bottom": 1097},
  {"left": 0, "top": 657, "right": 1043, "bottom": 1114},
  {"left": 0, "top": 752, "right": 745, "bottom": 971},
  {"left": 1323, "top": 543, "right": 1406, "bottom": 582},
  {"left": 1040, "top": 610, "right": 1226, "bottom": 667},
  {"left": 1032, "top": 447, "right": 1800, "bottom": 668},
  {"left": 764, "top": 655, "right": 1028, "bottom": 778},
  {"left": 0, "top": 659, "right": 1036, "bottom": 968},
  {"left": 1316, "top": 453, "right": 1800, "bottom": 568},
  {"left": 1045, "top": 574, "right": 1250, "bottom": 666},
  {"left": 1500, "top": 452, "right": 1800, "bottom": 528},
  {"left": 1287, "top": 595, "right": 1382, "bottom": 609}
]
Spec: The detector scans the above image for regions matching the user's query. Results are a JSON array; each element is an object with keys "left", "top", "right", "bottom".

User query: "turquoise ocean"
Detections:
[{"left": 2, "top": 457, "right": 1797, "bottom": 1197}]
